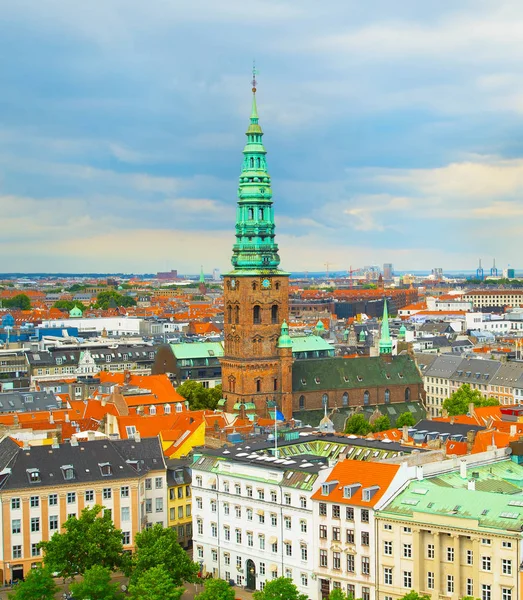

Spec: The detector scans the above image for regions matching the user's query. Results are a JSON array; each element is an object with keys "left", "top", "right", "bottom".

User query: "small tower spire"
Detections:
[
  {"left": 379, "top": 299, "right": 393, "bottom": 355},
  {"left": 251, "top": 61, "right": 259, "bottom": 122},
  {"left": 198, "top": 266, "right": 207, "bottom": 296}
]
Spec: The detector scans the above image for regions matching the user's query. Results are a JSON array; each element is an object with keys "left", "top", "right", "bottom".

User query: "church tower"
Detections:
[{"left": 220, "top": 72, "right": 293, "bottom": 420}]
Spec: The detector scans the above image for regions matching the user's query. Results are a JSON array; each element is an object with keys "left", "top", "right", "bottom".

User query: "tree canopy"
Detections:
[
  {"left": 176, "top": 381, "right": 222, "bottom": 410},
  {"left": 372, "top": 415, "right": 391, "bottom": 432},
  {"left": 329, "top": 589, "right": 361, "bottom": 600},
  {"left": 129, "top": 523, "right": 199, "bottom": 587},
  {"left": 94, "top": 290, "right": 136, "bottom": 310},
  {"left": 396, "top": 411, "right": 416, "bottom": 428},
  {"left": 398, "top": 593, "right": 431, "bottom": 600},
  {"left": 69, "top": 565, "right": 121, "bottom": 600},
  {"left": 194, "top": 578, "right": 235, "bottom": 600},
  {"left": 3, "top": 294, "right": 31, "bottom": 310},
  {"left": 7, "top": 567, "right": 58, "bottom": 600},
  {"left": 127, "top": 566, "right": 184, "bottom": 600},
  {"left": 52, "top": 300, "right": 85, "bottom": 312},
  {"left": 442, "top": 383, "right": 499, "bottom": 416},
  {"left": 252, "top": 577, "right": 308, "bottom": 600},
  {"left": 40, "top": 504, "right": 125, "bottom": 580},
  {"left": 344, "top": 413, "right": 373, "bottom": 435}
]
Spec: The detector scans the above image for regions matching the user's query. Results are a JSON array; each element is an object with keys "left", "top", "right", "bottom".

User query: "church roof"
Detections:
[{"left": 290, "top": 335, "right": 333, "bottom": 353}]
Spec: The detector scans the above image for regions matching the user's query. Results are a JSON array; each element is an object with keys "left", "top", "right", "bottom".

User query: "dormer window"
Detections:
[
  {"left": 149, "top": 405, "right": 156, "bottom": 415},
  {"left": 61, "top": 465, "right": 75, "bottom": 481},
  {"left": 362, "top": 485, "right": 380, "bottom": 502},
  {"left": 99, "top": 462, "right": 112, "bottom": 476},
  {"left": 343, "top": 483, "right": 361, "bottom": 499},
  {"left": 164, "top": 404, "right": 171, "bottom": 414},
  {"left": 357, "top": 376, "right": 363, "bottom": 382},
  {"left": 315, "top": 377, "right": 320, "bottom": 384},
  {"left": 27, "top": 468, "right": 40, "bottom": 483},
  {"left": 301, "top": 378, "right": 306, "bottom": 385},
  {"left": 321, "top": 481, "right": 338, "bottom": 496}
]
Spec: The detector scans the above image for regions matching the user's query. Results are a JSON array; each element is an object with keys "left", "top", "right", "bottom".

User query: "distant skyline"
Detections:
[{"left": 1, "top": 1, "right": 523, "bottom": 272}]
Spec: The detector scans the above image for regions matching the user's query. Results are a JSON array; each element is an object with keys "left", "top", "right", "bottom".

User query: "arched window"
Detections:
[
  {"left": 259, "top": 207, "right": 264, "bottom": 220},
  {"left": 322, "top": 394, "right": 328, "bottom": 408},
  {"left": 405, "top": 387, "right": 411, "bottom": 402},
  {"left": 385, "top": 389, "right": 390, "bottom": 404},
  {"left": 227, "top": 304, "right": 232, "bottom": 323},
  {"left": 256, "top": 157, "right": 261, "bottom": 168},
  {"left": 234, "top": 305, "right": 240, "bottom": 324},
  {"left": 253, "top": 305, "right": 261, "bottom": 324},
  {"left": 275, "top": 282, "right": 280, "bottom": 290},
  {"left": 256, "top": 379, "right": 261, "bottom": 392},
  {"left": 299, "top": 395, "right": 305, "bottom": 410},
  {"left": 252, "top": 281, "right": 257, "bottom": 291},
  {"left": 363, "top": 390, "right": 370, "bottom": 405},
  {"left": 248, "top": 207, "right": 254, "bottom": 220},
  {"left": 228, "top": 376, "right": 236, "bottom": 393},
  {"left": 342, "top": 392, "right": 348, "bottom": 407},
  {"left": 271, "top": 304, "right": 278, "bottom": 324},
  {"left": 250, "top": 157, "right": 254, "bottom": 168}
]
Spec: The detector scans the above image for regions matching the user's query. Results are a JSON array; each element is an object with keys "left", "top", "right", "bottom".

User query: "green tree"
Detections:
[
  {"left": 8, "top": 567, "right": 58, "bottom": 600},
  {"left": 128, "top": 566, "right": 183, "bottom": 600},
  {"left": 53, "top": 300, "right": 84, "bottom": 312},
  {"left": 194, "top": 577, "right": 235, "bottom": 600},
  {"left": 40, "top": 504, "right": 125, "bottom": 579},
  {"left": 253, "top": 577, "right": 308, "bottom": 600},
  {"left": 94, "top": 290, "right": 136, "bottom": 310},
  {"left": 69, "top": 565, "right": 120, "bottom": 600},
  {"left": 372, "top": 415, "right": 391, "bottom": 432},
  {"left": 344, "top": 413, "right": 372, "bottom": 435},
  {"left": 130, "top": 524, "right": 199, "bottom": 587},
  {"left": 329, "top": 589, "right": 361, "bottom": 600},
  {"left": 442, "top": 384, "right": 499, "bottom": 416},
  {"left": 3, "top": 294, "right": 31, "bottom": 310},
  {"left": 399, "top": 593, "right": 431, "bottom": 600},
  {"left": 396, "top": 411, "right": 416, "bottom": 428},
  {"left": 176, "top": 381, "right": 222, "bottom": 410}
]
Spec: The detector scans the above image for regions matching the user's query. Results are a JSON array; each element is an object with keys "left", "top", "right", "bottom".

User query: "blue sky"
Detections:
[{"left": 1, "top": 0, "right": 523, "bottom": 274}]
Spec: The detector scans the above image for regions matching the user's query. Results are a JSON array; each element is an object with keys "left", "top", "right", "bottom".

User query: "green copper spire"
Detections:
[
  {"left": 379, "top": 299, "right": 393, "bottom": 355},
  {"left": 229, "top": 69, "right": 285, "bottom": 275},
  {"left": 277, "top": 320, "right": 292, "bottom": 348},
  {"left": 199, "top": 265, "right": 205, "bottom": 284}
]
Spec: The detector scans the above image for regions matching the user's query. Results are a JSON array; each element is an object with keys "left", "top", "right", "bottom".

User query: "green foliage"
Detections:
[
  {"left": 396, "top": 411, "right": 416, "bottom": 428},
  {"left": 372, "top": 415, "right": 391, "bottom": 432},
  {"left": 8, "top": 567, "right": 59, "bottom": 600},
  {"left": 52, "top": 300, "right": 84, "bottom": 312},
  {"left": 67, "top": 284, "right": 87, "bottom": 292},
  {"left": 127, "top": 566, "right": 184, "bottom": 600},
  {"left": 94, "top": 290, "right": 137, "bottom": 310},
  {"left": 69, "top": 565, "right": 120, "bottom": 600},
  {"left": 344, "top": 413, "right": 372, "bottom": 435},
  {"left": 3, "top": 294, "right": 31, "bottom": 310},
  {"left": 252, "top": 577, "right": 308, "bottom": 600},
  {"left": 442, "top": 383, "right": 499, "bottom": 416},
  {"left": 40, "top": 504, "right": 125, "bottom": 579},
  {"left": 399, "top": 593, "right": 431, "bottom": 600},
  {"left": 176, "top": 381, "right": 222, "bottom": 410},
  {"left": 130, "top": 524, "right": 199, "bottom": 587},
  {"left": 194, "top": 577, "right": 235, "bottom": 600},
  {"left": 328, "top": 589, "right": 361, "bottom": 600}
]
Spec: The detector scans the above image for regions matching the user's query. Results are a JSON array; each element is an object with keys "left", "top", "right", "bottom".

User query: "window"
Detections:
[
  {"left": 235, "top": 529, "right": 241, "bottom": 543},
  {"left": 361, "top": 531, "right": 369, "bottom": 546},
  {"left": 259, "top": 534, "right": 265, "bottom": 550},
  {"left": 332, "top": 526, "right": 340, "bottom": 541},
  {"left": 271, "top": 305, "right": 278, "bottom": 324},
  {"left": 197, "top": 545, "right": 203, "bottom": 559},
  {"left": 224, "top": 553, "right": 230, "bottom": 565},
  {"left": 319, "top": 525, "right": 327, "bottom": 539},
  {"left": 319, "top": 503, "right": 327, "bottom": 516},
  {"left": 502, "top": 541, "right": 513, "bottom": 548},
  {"left": 446, "top": 546, "right": 454, "bottom": 562},
  {"left": 300, "top": 496, "right": 307, "bottom": 508},
  {"left": 427, "top": 543, "right": 434, "bottom": 558},
  {"left": 271, "top": 540, "right": 278, "bottom": 553},
  {"left": 67, "top": 492, "right": 76, "bottom": 504},
  {"left": 347, "top": 554, "right": 355, "bottom": 572},
  {"left": 196, "top": 519, "right": 203, "bottom": 535},
  {"left": 31, "top": 517, "right": 40, "bottom": 532},
  {"left": 85, "top": 490, "right": 94, "bottom": 503},
  {"left": 384, "top": 541, "right": 393, "bottom": 555},
  {"left": 502, "top": 558, "right": 512, "bottom": 575},
  {"left": 12, "top": 545, "right": 22, "bottom": 559},
  {"left": 346, "top": 506, "right": 354, "bottom": 520},
  {"left": 301, "top": 544, "right": 308, "bottom": 561},
  {"left": 211, "top": 500, "right": 217, "bottom": 513},
  {"left": 322, "top": 393, "right": 328, "bottom": 407},
  {"left": 247, "top": 532, "right": 253, "bottom": 547},
  {"left": 235, "top": 506, "right": 241, "bottom": 518},
  {"left": 467, "top": 549, "right": 473, "bottom": 565},
  {"left": 300, "top": 520, "right": 307, "bottom": 533},
  {"left": 299, "top": 395, "right": 305, "bottom": 409},
  {"left": 332, "top": 504, "right": 340, "bottom": 519},
  {"left": 224, "top": 526, "right": 230, "bottom": 541},
  {"left": 103, "top": 488, "right": 112, "bottom": 500},
  {"left": 49, "top": 493, "right": 58, "bottom": 506},
  {"left": 121, "top": 506, "right": 130, "bottom": 522},
  {"left": 194, "top": 476, "right": 202, "bottom": 487},
  {"left": 482, "top": 555, "right": 491, "bottom": 571},
  {"left": 121, "top": 486, "right": 129, "bottom": 498},
  {"left": 301, "top": 574, "right": 308, "bottom": 587},
  {"left": 155, "top": 477, "right": 163, "bottom": 489},
  {"left": 502, "top": 588, "right": 512, "bottom": 600},
  {"left": 333, "top": 552, "right": 341, "bottom": 570},
  {"left": 49, "top": 515, "right": 58, "bottom": 531},
  {"left": 361, "top": 508, "right": 369, "bottom": 523},
  {"left": 320, "top": 550, "right": 328, "bottom": 567},
  {"left": 404, "top": 543, "right": 412, "bottom": 558},
  {"left": 427, "top": 571, "right": 434, "bottom": 589},
  {"left": 364, "top": 390, "right": 370, "bottom": 405},
  {"left": 259, "top": 562, "right": 265, "bottom": 575},
  {"left": 236, "top": 555, "right": 242, "bottom": 568},
  {"left": 258, "top": 512, "right": 265, "bottom": 524},
  {"left": 246, "top": 508, "right": 252, "bottom": 521},
  {"left": 31, "top": 542, "right": 40, "bottom": 557},
  {"left": 196, "top": 497, "right": 203, "bottom": 510},
  {"left": 403, "top": 571, "right": 412, "bottom": 588},
  {"left": 11, "top": 498, "right": 20, "bottom": 510},
  {"left": 271, "top": 514, "right": 277, "bottom": 527},
  {"left": 346, "top": 529, "right": 355, "bottom": 544},
  {"left": 235, "top": 484, "right": 242, "bottom": 495},
  {"left": 481, "top": 584, "right": 491, "bottom": 600},
  {"left": 447, "top": 574, "right": 454, "bottom": 593},
  {"left": 12, "top": 519, "right": 21, "bottom": 534},
  {"left": 270, "top": 490, "right": 277, "bottom": 502},
  {"left": 383, "top": 522, "right": 392, "bottom": 530},
  {"left": 285, "top": 542, "right": 292, "bottom": 556},
  {"left": 482, "top": 538, "right": 491, "bottom": 545},
  {"left": 362, "top": 556, "right": 370, "bottom": 575},
  {"left": 253, "top": 305, "right": 261, "bottom": 324},
  {"left": 384, "top": 567, "right": 393, "bottom": 585},
  {"left": 99, "top": 463, "right": 112, "bottom": 476},
  {"left": 284, "top": 516, "right": 291, "bottom": 530},
  {"left": 466, "top": 578, "right": 474, "bottom": 596},
  {"left": 30, "top": 496, "right": 39, "bottom": 508}
]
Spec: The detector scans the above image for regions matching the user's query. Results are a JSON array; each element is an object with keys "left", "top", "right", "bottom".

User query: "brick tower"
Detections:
[{"left": 220, "top": 72, "right": 293, "bottom": 420}]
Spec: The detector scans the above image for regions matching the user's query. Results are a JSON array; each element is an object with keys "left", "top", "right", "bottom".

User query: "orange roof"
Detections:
[
  {"left": 311, "top": 460, "right": 400, "bottom": 507},
  {"left": 97, "top": 372, "right": 184, "bottom": 404},
  {"left": 445, "top": 439, "right": 468, "bottom": 455}
]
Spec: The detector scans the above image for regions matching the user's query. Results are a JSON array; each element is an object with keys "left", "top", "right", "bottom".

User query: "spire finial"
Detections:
[{"left": 252, "top": 60, "right": 257, "bottom": 93}]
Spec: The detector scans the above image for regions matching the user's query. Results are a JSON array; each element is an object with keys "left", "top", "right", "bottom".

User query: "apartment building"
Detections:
[
  {"left": 311, "top": 460, "right": 409, "bottom": 600},
  {"left": 191, "top": 444, "right": 330, "bottom": 598},
  {"left": 166, "top": 458, "right": 192, "bottom": 548},
  {"left": 464, "top": 290, "right": 523, "bottom": 310},
  {"left": 376, "top": 458, "right": 522, "bottom": 600},
  {"left": 0, "top": 435, "right": 166, "bottom": 583},
  {"left": 419, "top": 355, "right": 462, "bottom": 416}
]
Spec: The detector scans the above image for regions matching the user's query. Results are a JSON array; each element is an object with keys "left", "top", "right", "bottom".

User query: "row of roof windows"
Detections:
[{"left": 26, "top": 462, "right": 115, "bottom": 483}]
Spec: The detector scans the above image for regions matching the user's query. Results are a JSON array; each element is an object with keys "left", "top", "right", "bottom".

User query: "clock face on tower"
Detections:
[
  {"left": 230, "top": 279, "right": 236, "bottom": 289},
  {"left": 262, "top": 278, "right": 271, "bottom": 289}
]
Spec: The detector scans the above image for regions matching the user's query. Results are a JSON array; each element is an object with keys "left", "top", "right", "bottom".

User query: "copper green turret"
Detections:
[
  {"left": 229, "top": 74, "right": 287, "bottom": 275},
  {"left": 379, "top": 299, "right": 393, "bottom": 355}
]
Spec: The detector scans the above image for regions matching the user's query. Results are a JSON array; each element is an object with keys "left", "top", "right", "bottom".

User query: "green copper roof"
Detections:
[
  {"left": 277, "top": 320, "right": 292, "bottom": 348},
  {"left": 379, "top": 299, "right": 393, "bottom": 354},
  {"left": 69, "top": 305, "right": 83, "bottom": 317},
  {"left": 290, "top": 335, "right": 334, "bottom": 354},
  {"left": 314, "top": 320, "right": 325, "bottom": 331},
  {"left": 229, "top": 81, "right": 283, "bottom": 275},
  {"left": 169, "top": 341, "right": 224, "bottom": 360},
  {"left": 199, "top": 266, "right": 205, "bottom": 284}
]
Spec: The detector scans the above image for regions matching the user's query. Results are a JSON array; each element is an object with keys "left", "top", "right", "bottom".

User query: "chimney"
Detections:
[
  {"left": 468, "top": 479, "right": 476, "bottom": 491},
  {"left": 402, "top": 425, "right": 409, "bottom": 442},
  {"left": 450, "top": 416, "right": 455, "bottom": 425},
  {"left": 468, "top": 403, "right": 475, "bottom": 416},
  {"left": 134, "top": 432, "right": 141, "bottom": 443},
  {"left": 416, "top": 465, "right": 424, "bottom": 481},
  {"left": 87, "top": 431, "right": 95, "bottom": 442},
  {"left": 23, "top": 439, "right": 30, "bottom": 450},
  {"left": 460, "top": 459, "right": 467, "bottom": 479},
  {"left": 65, "top": 413, "right": 70, "bottom": 423},
  {"left": 49, "top": 412, "right": 54, "bottom": 424},
  {"left": 52, "top": 436, "right": 59, "bottom": 449},
  {"left": 70, "top": 435, "right": 78, "bottom": 447},
  {"left": 510, "top": 424, "right": 517, "bottom": 437}
]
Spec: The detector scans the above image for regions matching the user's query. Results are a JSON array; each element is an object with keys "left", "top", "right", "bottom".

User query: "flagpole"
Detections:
[{"left": 274, "top": 397, "right": 278, "bottom": 458}]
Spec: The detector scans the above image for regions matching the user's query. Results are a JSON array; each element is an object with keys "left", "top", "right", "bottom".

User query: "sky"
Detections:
[{"left": 1, "top": 0, "right": 523, "bottom": 274}]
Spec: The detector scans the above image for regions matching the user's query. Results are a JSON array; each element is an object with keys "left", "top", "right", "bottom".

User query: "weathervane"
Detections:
[{"left": 252, "top": 61, "right": 257, "bottom": 93}]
